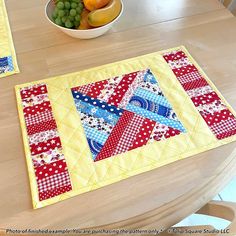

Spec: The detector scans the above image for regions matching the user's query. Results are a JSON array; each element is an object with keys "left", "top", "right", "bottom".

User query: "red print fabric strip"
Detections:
[
  {"left": 35, "top": 159, "right": 68, "bottom": 179},
  {"left": 107, "top": 71, "right": 138, "bottom": 106},
  {"left": 20, "top": 84, "right": 72, "bottom": 201},
  {"left": 71, "top": 83, "right": 93, "bottom": 94},
  {"left": 112, "top": 114, "right": 146, "bottom": 156},
  {"left": 182, "top": 78, "right": 209, "bottom": 92},
  {"left": 35, "top": 159, "right": 71, "bottom": 201},
  {"left": 37, "top": 171, "right": 71, "bottom": 201},
  {"left": 151, "top": 123, "right": 181, "bottom": 141},
  {"left": 129, "top": 118, "right": 156, "bottom": 150},
  {"left": 20, "top": 84, "right": 48, "bottom": 99},
  {"left": 163, "top": 50, "right": 236, "bottom": 140},
  {"left": 95, "top": 110, "right": 134, "bottom": 161},
  {"left": 26, "top": 119, "right": 58, "bottom": 136},
  {"left": 23, "top": 101, "right": 52, "bottom": 117},
  {"left": 86, "top": 80, "right": 108, "bottom": 99},
  {"left": 30, "top": 137, "right": 62, "bottom": 156},
  {"left": 201, "top": 109, "right": 234, "bottom": 127},
  {"left": 71, "top": 80, "right": 108, "bottom": 100},
  {"left": 191, "top": 91, "right": 220, "bottom": 107}
]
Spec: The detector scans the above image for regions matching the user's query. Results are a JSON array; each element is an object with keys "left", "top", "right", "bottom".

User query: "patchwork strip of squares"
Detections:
[
  {"left": 72, "top": 69, "right": 186, "bottom": 161},
  {"left": 20, "top": 84, "right": 72, "bottom": 201},
  {"left": 163, "top": 50, "right": 236, "bottom": 140}
]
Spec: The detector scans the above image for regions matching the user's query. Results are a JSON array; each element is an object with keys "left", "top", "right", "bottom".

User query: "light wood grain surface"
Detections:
[{"left": 1, "top": 0, "right": 236, "bottom": 232}]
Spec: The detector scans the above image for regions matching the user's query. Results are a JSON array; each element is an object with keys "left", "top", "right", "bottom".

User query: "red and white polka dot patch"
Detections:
[
  {"left": 130, "top": 118, "right": 155, "bottom": 150},
  {"left": 86, "top": 80, "right": 108, "bottom": 99},
  {"left": 35, "top": 159, "right": 67, "bottom": 179},
  {"left": 172, "top": 65, "right": 198, "bottom": 77},
  {"left": 201, "top": 109, "right": 235, "bottom": 126},
  {"left": 20, "top": 84, "right": 47, "bottom": 99},
  {"left": 23, "top": 101, "right": 51, "bottom": 116},
  {"left": 191, "top": 91, "right": 220, "bottom": 107}
]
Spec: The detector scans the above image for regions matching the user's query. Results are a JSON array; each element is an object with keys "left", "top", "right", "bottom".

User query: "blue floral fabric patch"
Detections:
[{"left": 0, "top": 56, "right": 14, "bottom": 74}]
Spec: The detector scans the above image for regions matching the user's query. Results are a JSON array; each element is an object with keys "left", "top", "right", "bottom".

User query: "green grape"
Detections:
[
  {"left": 71, "top": 2, "right": 78, "bottom": 9},
  {"left": 64, "top": 1, "right": 71, "bottom": 9},
  {"left": 54, "top": 8, "right": 59, "bottom": 14},
  {"left": 53, "top": 8, "right": 59, "bottom": 18},
  {"left": 78, "top": 2, "right": 83, "bottom": 9},
  {"left": 75, "top": 15, "right": 81, "bottom": 22},
  {"left": 55, "top": 17, "right": 63, "bottom": 26},
  {"left": 70, "top": 9, "right": 77, "bottom": 16},
  {"left": 74, "top": 21, "right": 80, "bottom": 28},
  {"left": 65, "top": 20, "right": 73, "bottom": 28},
  {"left": 76, "top": 7, "right": 82, "bottom": 14},
  {"left": 68, "top": 15, "right": 75, "bottom": 21},
  {"left": 64, "top": 9, "right": 69, "bottom": 15},
  {"left": 57, "top": 1, "right": 64, "bottom": 10},
  {"left": 52, "top": 10, "right": 58, "bottom": 19},
  {"left": 61, "top": 16, "right": 67, "bottom": 23},
  {"left": 58, "top": 9, "right": 65, "bottom": 17}
]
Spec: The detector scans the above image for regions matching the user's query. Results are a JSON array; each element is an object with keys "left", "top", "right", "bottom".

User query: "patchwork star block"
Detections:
[{"left": 71, "top": 69, "right": 186, "bottom": 161}]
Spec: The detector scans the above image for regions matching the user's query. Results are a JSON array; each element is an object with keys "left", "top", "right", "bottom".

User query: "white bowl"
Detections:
[{"left": 45, "top": 0, "right": 123, "bottom": 39}]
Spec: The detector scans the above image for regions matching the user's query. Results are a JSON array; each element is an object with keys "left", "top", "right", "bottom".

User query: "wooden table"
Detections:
[{"left": 1, "top": 0, "right": 236, "bottom": 232}]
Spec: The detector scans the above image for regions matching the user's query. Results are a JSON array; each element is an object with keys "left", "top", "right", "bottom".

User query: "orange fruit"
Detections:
[
  {"left": 83, "top": 0, "right": 110, "bottom": 11},
  {"left": 78, "top": 9, "right": 94, "bottom": 30}
]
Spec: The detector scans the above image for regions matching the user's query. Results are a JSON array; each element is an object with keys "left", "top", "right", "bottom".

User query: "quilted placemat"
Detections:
[
  {"left": 15, "top": 46, "right": 236, "bottom": 209},
  {"left": 0, "top": 0, "right": 19, "bottom": 78}
]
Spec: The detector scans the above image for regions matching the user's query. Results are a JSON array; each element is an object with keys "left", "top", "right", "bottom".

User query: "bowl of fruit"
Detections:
[{"left": 45, "top": 0, "right": 123, "bottom": 39}]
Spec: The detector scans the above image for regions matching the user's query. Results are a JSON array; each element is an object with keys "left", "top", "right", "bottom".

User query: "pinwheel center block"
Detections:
[{"left": 71, "top": 69, "right": 186, "bottom": 162}]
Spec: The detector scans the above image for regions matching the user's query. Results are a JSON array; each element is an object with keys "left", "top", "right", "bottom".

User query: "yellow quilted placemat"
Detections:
[
  {"left": 15, "top": 46, "right": 236, "bottom": 209},
  {"left": 0, "top": 0, "right": 19, "bottom": 78}
]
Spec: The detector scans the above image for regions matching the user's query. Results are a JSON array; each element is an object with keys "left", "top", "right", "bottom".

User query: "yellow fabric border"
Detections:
[
  {"left": 0, "top": 0, "right": 19, "bottom": 78},
  {"left": 15, "top": 46, "right": 236, "bottom": 209}
]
